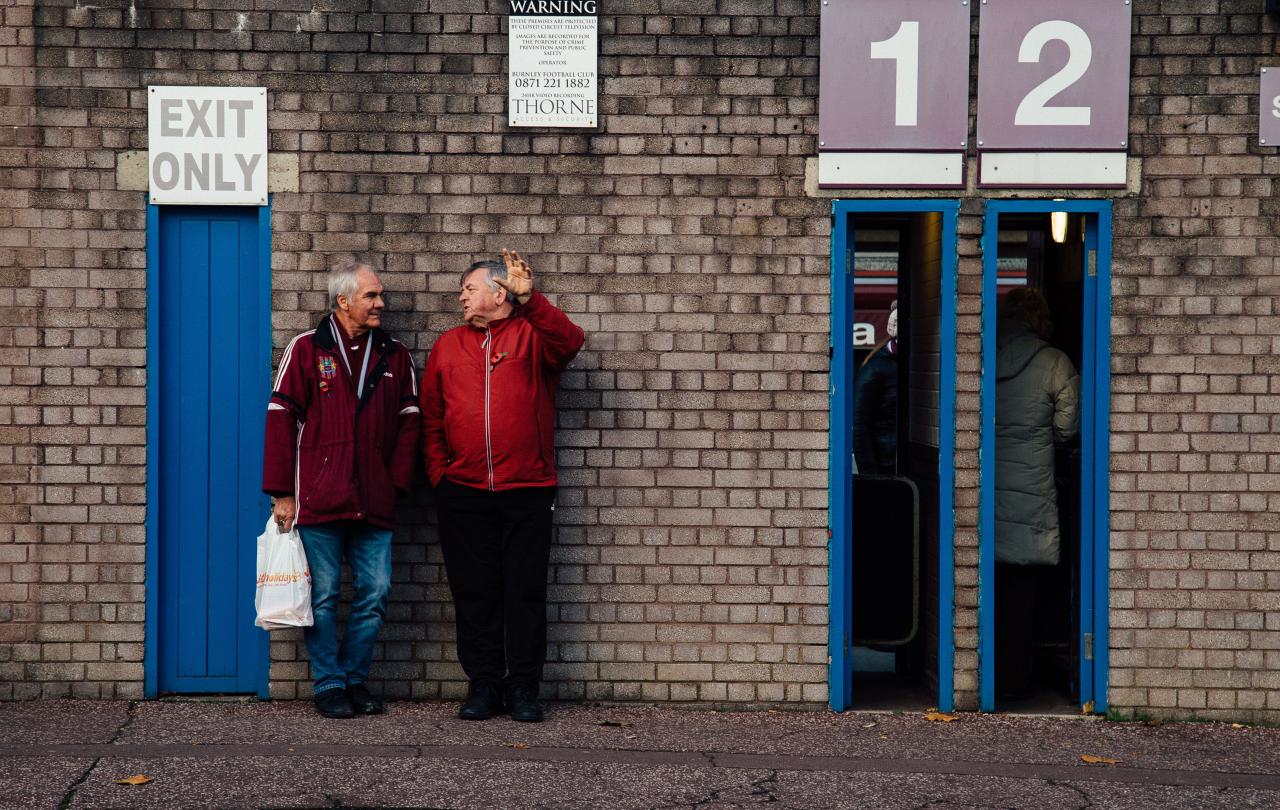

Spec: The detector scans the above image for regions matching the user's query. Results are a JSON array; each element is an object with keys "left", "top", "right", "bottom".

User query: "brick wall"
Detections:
[
  {"left": 2, "top": 0, "right": 832, "bottom": 705},
  {"left": 0, "top": 0, "right": 37, "bottom": 699},
  {"left": 1108, "top": 0, "right": 1280, "bottom": 722},
  {"left": 1, "top": 0, "right": 1278, "bottom": 720}
]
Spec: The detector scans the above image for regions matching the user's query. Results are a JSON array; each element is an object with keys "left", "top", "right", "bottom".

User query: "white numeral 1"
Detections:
[{"left": 870, "top": 21, "right": 920, "bottom": 127}]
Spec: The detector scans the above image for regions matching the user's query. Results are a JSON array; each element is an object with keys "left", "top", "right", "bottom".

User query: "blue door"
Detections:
[{"left": 146, "top": 204, "right": 271, "bottom": 696}]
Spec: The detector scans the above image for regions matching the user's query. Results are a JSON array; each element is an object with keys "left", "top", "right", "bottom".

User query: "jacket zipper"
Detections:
[
  {"left": 350, "top": 347, "right": 364, "bottom": 518},
  {"left": 482, "top": 328, "right": 495, "bottom": 491}
]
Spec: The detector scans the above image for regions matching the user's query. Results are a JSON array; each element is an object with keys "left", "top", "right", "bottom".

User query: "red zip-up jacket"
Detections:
[
  {"left": 421, "top": 291, "right": 585, "bottom": 491},
  {"left": 263, "top": 314, "right": 421, "bottom": 528}
]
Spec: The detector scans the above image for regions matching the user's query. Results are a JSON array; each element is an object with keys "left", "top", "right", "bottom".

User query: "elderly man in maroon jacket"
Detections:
[
  {"left": 263, "top": 259, "right": 420, "bottom": 719},
  {"left": 421, "top": 249, "right": 585, "bottom": 722}
]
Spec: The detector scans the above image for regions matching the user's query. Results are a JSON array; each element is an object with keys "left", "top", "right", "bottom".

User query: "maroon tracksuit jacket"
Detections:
[{"left": 263, "top": 314, "right": 421, "bottom": 528}]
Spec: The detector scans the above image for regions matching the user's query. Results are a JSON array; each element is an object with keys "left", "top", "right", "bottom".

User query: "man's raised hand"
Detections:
[{"left": 496, "top": 248, "right": 534, "bottom": 305}]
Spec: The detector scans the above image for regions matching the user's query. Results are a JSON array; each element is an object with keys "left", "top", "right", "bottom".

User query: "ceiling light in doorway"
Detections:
[{"left": 1050, "top": 208, "right": 1068, "bottom": 244}]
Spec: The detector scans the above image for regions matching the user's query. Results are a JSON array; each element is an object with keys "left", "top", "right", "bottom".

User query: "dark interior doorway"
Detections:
[
  {"left": 847, "top": 213, "right": 944, "bottom": 711},
  {"left": 991, "top": 211, "right": 1086, "bottom": 715}
]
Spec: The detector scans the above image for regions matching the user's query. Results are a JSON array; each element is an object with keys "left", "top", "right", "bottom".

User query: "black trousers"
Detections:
[
  {"left": 435, "top": 479, "right": 556, "bottom": 689},
  {"left": 995, "top": 562, "right": 1038, "bottom": 698}
]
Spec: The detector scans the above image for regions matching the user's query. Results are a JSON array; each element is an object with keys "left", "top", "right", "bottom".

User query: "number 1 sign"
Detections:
[
  {"left": 976, "top": 0, "right": 1132, "bottom": 186},
  {"left": 818, "top": 0, "right": 972, "bottom": 188}
]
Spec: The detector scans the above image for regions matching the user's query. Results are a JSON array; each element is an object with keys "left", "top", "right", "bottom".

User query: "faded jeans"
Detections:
[{"left": 297, "top": 521, "right": 392, "bottom": 695}]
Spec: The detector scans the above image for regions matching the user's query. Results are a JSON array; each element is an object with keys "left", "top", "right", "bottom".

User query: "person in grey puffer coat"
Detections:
[
  {"left": 994, "top": 287, "right": 1079, "bottom": 699},
  {"left": 995, "top": 287, "right": 1080, "bottom": 566}
]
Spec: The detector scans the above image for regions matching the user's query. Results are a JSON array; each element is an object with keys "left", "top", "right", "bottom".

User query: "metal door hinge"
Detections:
[
  {"left": 1087, "top": 249, "right": 1097, "bottom": 277},
  {"left": 1083, "top": 632, "right": 1094, "bottom": 661}
]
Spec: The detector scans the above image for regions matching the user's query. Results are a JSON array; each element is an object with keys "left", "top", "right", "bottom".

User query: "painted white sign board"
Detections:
[
  {"left": 508, "top": 1, "right": 598, "bottom": 128},
  {"left": 147, "top": 86, "right": 268, "bottom": 205},
  {"left": 1260, "top": 68, "right": 1280, "bottom": 146}
]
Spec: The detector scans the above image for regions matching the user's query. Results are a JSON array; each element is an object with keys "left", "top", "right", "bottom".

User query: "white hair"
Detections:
[{"left": 328, "top": 259, "right": 378, "bottom": 311}]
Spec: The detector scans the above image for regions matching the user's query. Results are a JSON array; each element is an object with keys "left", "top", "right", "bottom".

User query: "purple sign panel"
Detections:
[
  {"left": 1260, "top": 69, "right": 1280, "bottom": 146},
  {"left": 819, "top": 0, "right": 971, "bottom": 151},
  {"left": 976, "top": 0, "right": 1132, "bottom": 150}
]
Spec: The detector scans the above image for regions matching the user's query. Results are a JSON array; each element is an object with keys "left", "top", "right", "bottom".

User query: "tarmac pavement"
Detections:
[{"left": 2, "top": 699, "right": 1279, "bottom": 809}]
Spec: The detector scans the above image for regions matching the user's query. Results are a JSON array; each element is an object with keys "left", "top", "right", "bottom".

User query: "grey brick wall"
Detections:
[{"left": 0, "top": 0, "right": 1278, "bottom": 721}]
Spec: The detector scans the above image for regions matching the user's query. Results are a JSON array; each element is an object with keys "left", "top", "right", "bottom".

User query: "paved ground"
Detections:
[{"left": 2, "top": 700, "right": 1279, "bottom": 809}]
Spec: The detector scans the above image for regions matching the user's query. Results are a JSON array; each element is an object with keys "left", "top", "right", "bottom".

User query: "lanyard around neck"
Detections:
[{"left": 331, "top": 319, "right": 373, "bottom": 399}]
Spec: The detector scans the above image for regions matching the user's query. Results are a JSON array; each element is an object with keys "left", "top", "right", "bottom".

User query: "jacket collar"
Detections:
[
  {"left": 314, "top": 313, "right": 391, "bottom": 355},
  {"left": 468, "top": 312, "right": 518, "bottom": 335}
]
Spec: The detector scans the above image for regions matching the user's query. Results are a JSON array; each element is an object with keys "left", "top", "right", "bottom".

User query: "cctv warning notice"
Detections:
[{"left": 507, "top": 0, "right": 598, "bottom": 128}]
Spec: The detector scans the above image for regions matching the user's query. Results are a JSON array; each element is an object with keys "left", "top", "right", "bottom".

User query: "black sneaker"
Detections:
[
  {"left": 505, "top": 683, "right": 544, "bottom": 723},
  {"left": 458, "top": 682, "right": 503, "bottom": 721},
  {"left": 314, "top": 689, "right": 355, "bottom": 719},
  {"left": 346, "top": 683, "right": 384, "bottom": 716}
]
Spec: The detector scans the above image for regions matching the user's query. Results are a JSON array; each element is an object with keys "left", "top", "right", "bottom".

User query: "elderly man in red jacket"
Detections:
[
  {"left": 421, "top": 249, "right": 585, "bottom": 722},
  {"left": 263, "top": 259, "right": 420, "bottom": 719}
]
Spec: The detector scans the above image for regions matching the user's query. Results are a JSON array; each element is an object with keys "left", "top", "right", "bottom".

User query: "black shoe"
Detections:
[
  {"left": 505, "top": 683, "right": 544, "bottom": 723},
  {"left": 458, "top": 682, "right": 503, "bottom": 721},
  {"left": 314, "top": 689, "right": 355, "bottom": 719},
  {"left": 346, "top": 683, "right": 384, "bottom": 716}
]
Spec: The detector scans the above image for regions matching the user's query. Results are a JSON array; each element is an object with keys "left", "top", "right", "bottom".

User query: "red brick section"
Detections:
[{"left": 0, "top": 1, "right": 1277, "bottom": 721}]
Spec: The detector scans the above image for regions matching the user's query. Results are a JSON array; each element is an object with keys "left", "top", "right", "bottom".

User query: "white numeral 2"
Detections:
[
  {"left": 1014, "top": 20, "right": 1092, "bottom": 127},
  {"left": 870, "top": 21, "right": 920, "bottom": 127}
]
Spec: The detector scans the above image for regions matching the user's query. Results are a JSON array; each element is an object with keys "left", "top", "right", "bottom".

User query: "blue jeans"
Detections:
[{"left": 298, "top": 522, "right": 393, "bottom": 695}]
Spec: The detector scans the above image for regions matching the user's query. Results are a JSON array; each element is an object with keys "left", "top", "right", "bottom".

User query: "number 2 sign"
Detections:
[{"left": 976, "top": 0, "right": 1132, "bottom": 186}]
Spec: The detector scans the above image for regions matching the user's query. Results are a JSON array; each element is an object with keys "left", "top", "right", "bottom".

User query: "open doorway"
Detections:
[
  {"left": 979, "top": 200, "right": 1111, "bottom": 715},
  {"left": 829, "top": 201, "right": 958, "bottom": 713}
]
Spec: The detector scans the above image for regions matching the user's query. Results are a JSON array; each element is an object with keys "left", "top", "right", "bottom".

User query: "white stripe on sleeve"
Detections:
[{"left": 273, "top": 330, "right": 315, "bottom": 391}]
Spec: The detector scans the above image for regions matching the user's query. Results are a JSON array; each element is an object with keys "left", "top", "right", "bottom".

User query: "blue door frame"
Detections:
[
  {"left": 144, "top": 202, "right": 272, "bottom": 698},
  {"left": 978, "top": 199, "right": 1112, "bottom": 714},
  {"left": 829, "top": 199, "right": 959, "bottom": 712}
]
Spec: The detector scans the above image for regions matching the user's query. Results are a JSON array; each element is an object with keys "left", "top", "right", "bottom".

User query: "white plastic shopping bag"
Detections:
[{"left": 254, "top": 515, "right": 313, "bottom": 630}]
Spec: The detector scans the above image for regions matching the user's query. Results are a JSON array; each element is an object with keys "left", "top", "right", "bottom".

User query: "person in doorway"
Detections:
[
  {"left": 851, "top": 300, "right": 899, "bottom": 475},
  {"left": 993, "top": 286, "right": 1079, "bottom": 699},
  {"left": 421, "top": 249, "right": 585, "bottom": 723},
  {"left": 263, "top": 258, "right": 421, "bottom": 719}
]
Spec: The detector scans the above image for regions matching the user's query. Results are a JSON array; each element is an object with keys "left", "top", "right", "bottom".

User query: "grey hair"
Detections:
[
  {"left": 328, "top": 258, "right": 379, "bottom": 311},
  {"left": 461, "top": 260, "right": 507, "bottom": 292}
]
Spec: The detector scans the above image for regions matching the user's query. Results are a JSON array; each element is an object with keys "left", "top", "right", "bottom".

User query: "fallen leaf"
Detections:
[
  {"left": 509, "top": 742, "right": 529, "bottom": 750},
  {"left": 924, "top": 711, "right": 957, "bottom": 723},
  {"left": 1231, "top": 723, "right": 1245, "bottom": 729},
  {"left": 114, "top": 775, "right": 153, "bottom": 786},
  {"left": 624, "top": 734, "right": 638, "bottom": 739},
  {"left": 1080, "top": 755, "right": 1121, "bottom": 765},
  {"left": 597, "top": 720, "right": 632, "bottom": 728},
  {"left": 862, "top": 722, "right": 878, "bottom": 729}
]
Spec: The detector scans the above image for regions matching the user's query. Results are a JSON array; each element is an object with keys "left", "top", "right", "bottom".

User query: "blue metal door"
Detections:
[
  {"left": 147, "top": 205, "right": 271, "bottom": 695},
  {"left": 1078, "top": 212, "right": 1112, "bottom": 714}
]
